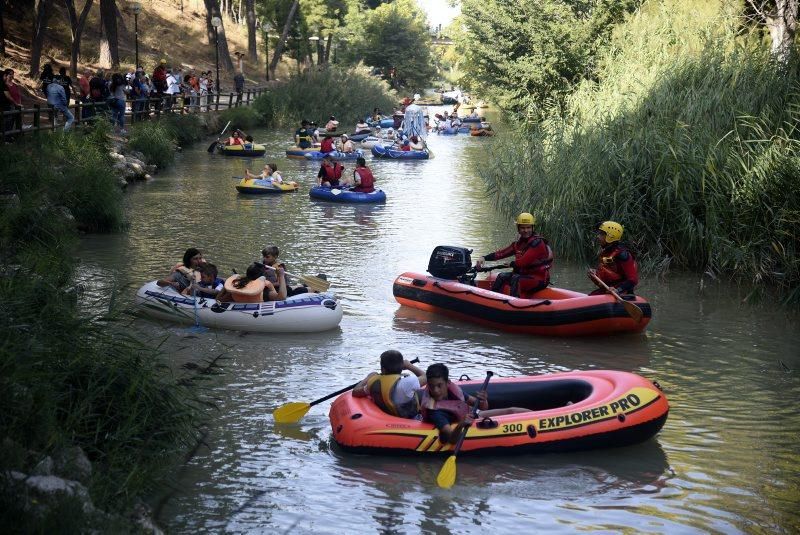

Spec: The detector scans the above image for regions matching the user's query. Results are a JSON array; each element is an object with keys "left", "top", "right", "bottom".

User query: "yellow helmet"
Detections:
[
  {"left": 598, "top": 221, "right": 623, "bottom": 242},
  {"left": 515, "top": 212, "right": 535, "bottom": 226}
]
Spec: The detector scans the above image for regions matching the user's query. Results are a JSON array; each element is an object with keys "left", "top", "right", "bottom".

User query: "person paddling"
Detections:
[
  {"left": 588, "top": 221, "right": 639, "bottom": 295},
  {"left": 352, "top": 350, "right": 427, "bottom": 419}
]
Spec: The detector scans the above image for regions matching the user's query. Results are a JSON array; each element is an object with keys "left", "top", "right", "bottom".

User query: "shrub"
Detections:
[
  {"left": 128, "top": 121, "right": 177, "bottom": 169},
  {"left": 161, "top": 114, "right": 206, "bottom": 147},
  {"left": 218, "top": 105, "right": 264, "bottom": 131}
]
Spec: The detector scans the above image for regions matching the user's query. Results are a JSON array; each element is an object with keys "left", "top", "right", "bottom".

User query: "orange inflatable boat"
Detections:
[{"left": 330, "top": 370, "right": 668, "bottom": 455}]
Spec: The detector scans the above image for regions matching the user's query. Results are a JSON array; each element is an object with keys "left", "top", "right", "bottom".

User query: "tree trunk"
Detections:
[
  {"left": 316, "top": 35, "right": 324, "bottom": 65},
  {"left": 269, "top": 0, "right": 299, "bottom": 78},
  {"left": 766, "top": 0, "right": 798, "bottom": 64},
  {"left": 29, "top": 0, "right": 53, "bottom": 77},
  {"left": 204, "top": 0, "right": 234, "bottom": 71},
  {"left": 324, "top": 33, "right": 333, "bottom": 63},
  {"left": 64, "top": 0, "right": 94, "bottom": 78},
  {"left": 245, "top": 0, "right": 256, "bottom": 61},
  {"left": 0, "top": 0, "right": 6, "bottom": 58},
  {"left": 100, "top": 0, "right": 119, "bottom": 69}
]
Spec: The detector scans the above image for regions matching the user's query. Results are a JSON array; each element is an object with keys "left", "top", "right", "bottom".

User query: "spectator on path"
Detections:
[
  {"left": 39, "top": 63, "right": 54, "bottom": 96},
  {"left": 109, "top": 72, "right": 128, "bottom": 135},
  {"left": 165, "top": 68, "right": 181, "bottom": 111},
  {"left": 56, "top": 66, "right": 74, "bottom": 105},
  {"left": 46, "top": 77, "right": 74, "bottom": 131},
  {"left": 78, "top": 69, "right": 93, "bottom": 120},
  {"left": 1, "top": 69, "right": 15, "bottom": 136},
  {"left": 234, "top": 70, "right": 245, "bottom": 104}
]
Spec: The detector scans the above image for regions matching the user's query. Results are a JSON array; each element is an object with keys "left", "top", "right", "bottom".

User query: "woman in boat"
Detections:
[
  {"left": 215, "top": 263, "right": 287, "bottom": 303},
  {"left": 475, "top": 212, "right": 554, "bottom": 298},
  {"left": 351, "top": 157, "right": 376, "bottom": 193},
  {"left": 317, "top": 155, "right": 344, "bottom": 187},
  {"left": 588, "top": 221, "right": 638, "bottom": 295},
  {"left": 157, "top": 247, "right": 205, "bottom": 292},
  {"left": 246, "top": 163, "right": 282, "bottom": 184}
]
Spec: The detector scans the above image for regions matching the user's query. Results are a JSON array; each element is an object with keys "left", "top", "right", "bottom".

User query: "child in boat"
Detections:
[
  {"left": 353, "top": 350, "right": 427, "bottom": 418},
  {"left": 421, "top": 363, "right": 528, "bottom": 443},
  {"left": 243, "top": 135, "right": 254, "bottom": 150},
  {"left": 184, "top": 263, "right": 224, "bottom": 298}
]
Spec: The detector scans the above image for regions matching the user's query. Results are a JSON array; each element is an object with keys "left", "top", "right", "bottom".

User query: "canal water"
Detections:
[{"left": 77, "top": 111, "right": 800, "bottom": 533}]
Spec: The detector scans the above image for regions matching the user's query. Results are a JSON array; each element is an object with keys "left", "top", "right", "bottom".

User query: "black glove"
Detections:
[{"left": 509, "top": 261, "right": 516, "bottom": 268}]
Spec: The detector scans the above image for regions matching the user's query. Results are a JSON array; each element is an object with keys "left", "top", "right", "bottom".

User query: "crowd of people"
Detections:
[{"left": 1, "top": 60, "right": 250, "bottom": 137}]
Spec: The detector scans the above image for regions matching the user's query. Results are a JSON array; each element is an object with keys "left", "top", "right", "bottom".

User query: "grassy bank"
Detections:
[
  {"left": 252, "top": 67, "right": 398, "bottom": 128},
  {"left": 480, "top": 0, "right": 800, "bottom": 303},
  {"left": 0, "top": 125, "right": 210, "bottom": 529}
]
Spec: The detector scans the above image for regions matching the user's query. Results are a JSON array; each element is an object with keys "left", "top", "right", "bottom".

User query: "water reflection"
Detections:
[{"left": 76, "top": 116, "right": 800, "bottom": 533}]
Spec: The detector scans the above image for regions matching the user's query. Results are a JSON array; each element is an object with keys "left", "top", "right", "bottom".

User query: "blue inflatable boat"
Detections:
[
  {"left": 371, "top": 145, "right": 430, "bottom": 160},
  {"left": 437, "top": 127, "right": 460, "bottom": 135},
  {"left": 309, "top": 186, "right": 387, "bottom": 203},
  {"left": 304, "top": 150, "right": 364, "bottom": 161},
  {"left": 367, "top": 118, "right": 395, "bottom": 129}
]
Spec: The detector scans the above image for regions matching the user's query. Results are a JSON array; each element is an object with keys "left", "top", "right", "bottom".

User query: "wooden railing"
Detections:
[{"left": 0, "top": 87, "right": 269, "bottom": 140}]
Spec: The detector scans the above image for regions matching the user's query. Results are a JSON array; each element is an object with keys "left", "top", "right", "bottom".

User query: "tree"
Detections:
[
  {"left": 269, "top": 0, "right": 300, "bottom": 78},
  {"left": 64, "top": 0, "right": 94, "bottom": 78},
  {"left": 348, "top": 0, "right": 436, "bottom": 91},
  {"left": 29, "top": 0, "right": 53, "bottom": 77},
  {"left": 204, "top": 0, "right": 234, "bottom": 71},
  {"left": 746, "top": 0, "right": 798, "bottom": 64},
  {"left": 245, "top": 0, "right": 257, "bottom": 61},
  {"left": 99, "top": 0, "right": 120, "bottom": 69},
  {"left": 457, "top": 0, "right": 638, "bottom": 119},
  {"left": 0, "top": 0, "right": 6, "bottom": 58}
]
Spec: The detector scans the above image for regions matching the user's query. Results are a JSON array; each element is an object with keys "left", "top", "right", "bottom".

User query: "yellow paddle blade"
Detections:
[
  {"left": 299, "top": 275, "right": 331, "bottom": 293},
  {"left": 273, "top": 402, "right": 311, "bottom": 423},
  {"left": 436, "top": 455, "right": 458, "bottom": 489}
]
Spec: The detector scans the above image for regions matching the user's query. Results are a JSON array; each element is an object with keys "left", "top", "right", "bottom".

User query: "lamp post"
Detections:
[
  {"left": 211, "top": 16, "right": 221, "bottom": 95},
  {"left": 262, "top": 21, "right": 271, "bottom": 81},
  {"left": 131, "top": 1, "right": 142, "bottom": 70}
]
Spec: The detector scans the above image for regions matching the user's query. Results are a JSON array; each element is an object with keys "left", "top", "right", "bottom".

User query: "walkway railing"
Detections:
[{"left": 1, "top": 87, "right": 268, "bottom": 140}]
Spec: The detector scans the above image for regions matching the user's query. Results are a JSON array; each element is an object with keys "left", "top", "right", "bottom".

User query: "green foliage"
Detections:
[
  {"left": 346, "top": 0, "right": 437, "bottom": 91},
  {"left": 0, "top": 122, "right": 124, "bottom": 234},
  {"left": 252, "top": 66, "right": 397, "bottom": 128},
  {"left": 457, "top": 0, "right": 639, "bottom": 119},
  {"left": 161, "top": 114, "right": 206, "bottom": 147},
  {"left": 218, "top": 106, "right": 265, "bottom": 131},
  {"left": 481, "top": 0, "right": 800, "bottom": 303},
  {"left": 128, "top": 121, "right": 177, "bottom": 169}
]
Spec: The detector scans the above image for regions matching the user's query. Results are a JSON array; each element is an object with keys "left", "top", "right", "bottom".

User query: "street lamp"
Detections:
[
  {"left": 211, "top": 16, "right": 221, "bottom": 94},
  {"left": 130, "top": 1, "right": 142, "bottom": 70},
  {"left": 262, "top": 21, "right": 271, "bottom": 81}
]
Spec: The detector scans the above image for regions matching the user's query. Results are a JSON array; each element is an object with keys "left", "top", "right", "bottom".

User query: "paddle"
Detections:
[
  {"left": 207, "top": 120, "right": 232, "bottom": 152},
  {"left": 186, "top": 286, "right": 208, "bottom": 334},
  {"left": 436, "top": 371, "right": 493, "bottom": 489},
  {"left": 588, "top": 272, "right": 644, "bottom": 323},
  {"left": 273, "top": 357, "right": 421, "bottom": 423},
  {"left": 261, "top": 263, "right": 331, "bottom": 293}
]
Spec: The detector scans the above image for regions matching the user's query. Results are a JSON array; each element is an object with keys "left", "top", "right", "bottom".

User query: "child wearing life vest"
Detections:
[
  {"left": 421, "top": 363, "right": 528, "bottom": 443},
  {"left": 353, "top": 350, "right": 426, "bottom": 419},
  {"left": 185, "top": 263, "right": 224, "bottom": 298}
]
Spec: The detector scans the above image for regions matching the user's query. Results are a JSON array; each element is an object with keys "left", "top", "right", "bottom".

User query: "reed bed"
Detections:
[
  {"left": 482, "top": 0, "right": 800, "bottom": 302},
  {"left": 253, "top": 66, "right": 398, "bottom": 128}
]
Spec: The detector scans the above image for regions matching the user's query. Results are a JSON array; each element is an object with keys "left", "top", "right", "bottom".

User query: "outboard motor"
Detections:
[{"left": 427, "top": 246, "right": 473, "bottom": 280}]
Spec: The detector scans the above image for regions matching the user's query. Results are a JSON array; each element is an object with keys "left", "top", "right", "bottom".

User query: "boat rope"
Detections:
[{"left": 432, "top": 281, "right": 551, "bottom": 308}]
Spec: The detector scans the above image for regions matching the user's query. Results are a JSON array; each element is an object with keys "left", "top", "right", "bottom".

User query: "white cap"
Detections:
[{"left": 413, "top": 93, "right": 421, "bottom": 100}]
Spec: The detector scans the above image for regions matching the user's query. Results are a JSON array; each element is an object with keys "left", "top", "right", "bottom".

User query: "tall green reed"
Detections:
[{"left": 481, "top": 0, "right": 800, "bottom": 303}]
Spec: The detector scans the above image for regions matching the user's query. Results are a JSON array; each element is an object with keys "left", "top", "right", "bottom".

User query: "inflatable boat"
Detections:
[
  {"left": 309, "top": 186, "right": 386, "bottom": 203},
  {"left": 135, "top": 281, "right": 342, "bottom": 333},
  {"left": 367, "top": 118, "right": 395, "bottom": 129},
  {"left": 219, "top": 144, "right": 266, "bottom": 157},
  {"left": 349, "top": 132, "right": 372, "bottom": 142},
  {"left": 285, "top": 145, "right": 320, "bottom": 158},
  {"left": 305, "top": 150, "right": 363, "bottom": 161},
  {"left": 392, "top": 246, "right": 651, "bottom": 336},
  {"left": 235, "top": 177, "right": 299, "bottom": 194},
  {"left": 330, "top": 370, "right": 668, "bottom": 455},
  {"left": 436, "top": 127, "right": 460, "bottom": 135},
  {"left": 371, "top": 145, "right": 430, "bottom": 160},
  {"left": 360, "top": 136, "right": 393, "bottom": 149}
]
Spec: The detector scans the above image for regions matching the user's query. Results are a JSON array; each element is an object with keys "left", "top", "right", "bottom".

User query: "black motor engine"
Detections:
[{"left": 427, "top": 246, "right": 473, "bottom": 279}]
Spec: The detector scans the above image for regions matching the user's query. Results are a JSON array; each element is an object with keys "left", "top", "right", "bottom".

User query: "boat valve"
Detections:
[{"left": 527, "top": 425, "right": 537, "bottom": 439}]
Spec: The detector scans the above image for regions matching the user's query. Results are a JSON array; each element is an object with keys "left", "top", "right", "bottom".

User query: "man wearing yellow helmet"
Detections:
[
  {"left": 588, "top": 221, "right": 639, "bottom": 295},
  {"left": 475, "top": 212, "right": 553, "bottom": 297}
]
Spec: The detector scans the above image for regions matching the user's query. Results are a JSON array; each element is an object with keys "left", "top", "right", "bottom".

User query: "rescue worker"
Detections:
[
  {"left": 475, "top": 212, "right": 553, "bottom": 298},
  {"left": 588, "top": 221, "right": 639, "bottom": 295},
  {"left": 352, "top": 350, "right": 427, "bottom": 419}
]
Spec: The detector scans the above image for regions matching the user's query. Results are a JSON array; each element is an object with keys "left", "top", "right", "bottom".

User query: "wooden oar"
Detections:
[
  {"left": 273, "top": 358, "right": 420, "bottom": 423},
  {"left": 261, "top": 264, "right": 330, "bottom": 293},
  {"left": 207, "top": 120, "right": 232, "bottom": 152},
  {"left": 588, "top": 272, "right": 644, "bottom": 323},
  {"left": 436, "top": 371, "right": 493, "bottom": 489}
]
